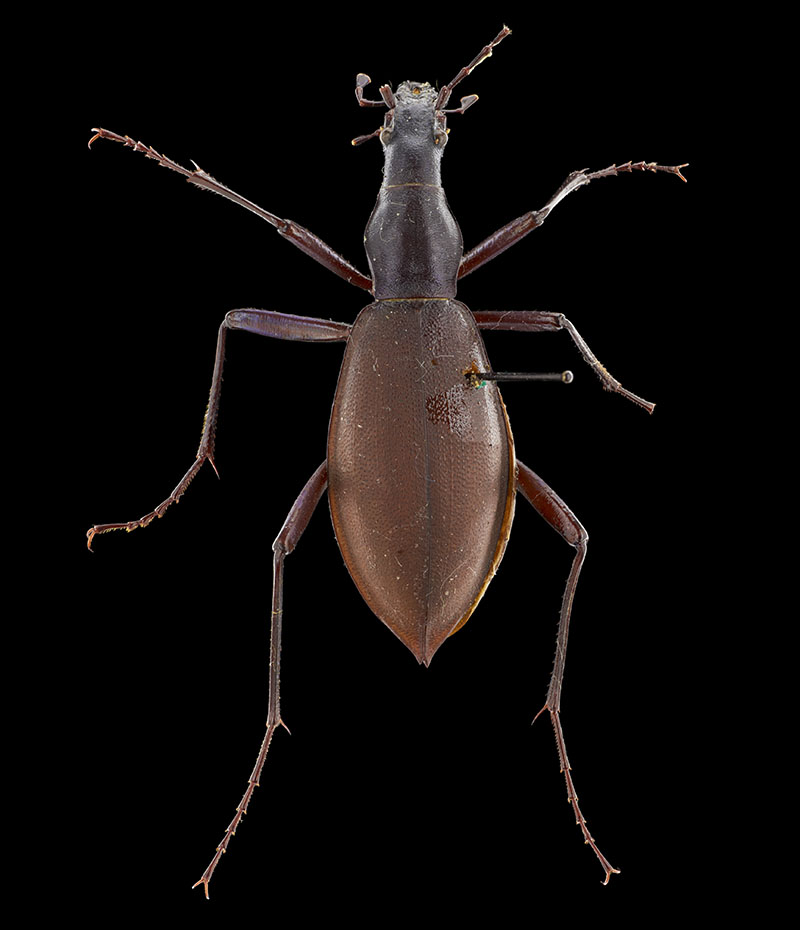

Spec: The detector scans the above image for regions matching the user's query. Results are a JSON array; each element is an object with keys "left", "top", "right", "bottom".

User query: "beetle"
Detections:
[{"left": 86, "top": 25, "right": 687, "bottom": 895}]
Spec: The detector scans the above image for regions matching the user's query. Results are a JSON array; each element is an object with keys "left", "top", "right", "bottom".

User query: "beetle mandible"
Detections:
[{"left": 87, "top": 25, "right": 687, "bottom": 896}]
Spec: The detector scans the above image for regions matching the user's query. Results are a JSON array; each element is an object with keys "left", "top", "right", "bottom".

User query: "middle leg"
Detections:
[
  {"left": 87, "top": 310, "right": 350, "bottom": 548},
  {"left": 474, "top": 309, "right": 654, "bottom": 412}
]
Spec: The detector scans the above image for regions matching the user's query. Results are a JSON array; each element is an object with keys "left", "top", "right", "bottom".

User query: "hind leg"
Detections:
[
  {"left": 192, "top": 461, "right": 328, "bottom": 898},
  {"left": 516, "top": 459, "right": 619, "bottom": 884}
]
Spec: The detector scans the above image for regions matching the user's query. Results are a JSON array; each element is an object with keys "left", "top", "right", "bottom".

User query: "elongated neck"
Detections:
[{"left": 382, "top": 138, "right": 443, "bottom": 187}]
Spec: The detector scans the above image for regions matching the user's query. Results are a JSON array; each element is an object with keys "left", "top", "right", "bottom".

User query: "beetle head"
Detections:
[
  {"left": 352, "top": 25, "right": 510, "bottom": 151},
  {"left": 383, "top": 82, "right": 449, "bottom": 150}
]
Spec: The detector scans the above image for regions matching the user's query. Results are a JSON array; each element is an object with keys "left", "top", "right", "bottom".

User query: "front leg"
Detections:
[
  {"left": 88, "top": 129, "right": 373, "bottom": 292},
  {"left": 87, "top": 310, "right": 350, "bottom": 549},
  {"left": 473, "top": 309, "right": 655, "bottom": 413},
  {"left": 459, "top": 161, "right": 687, "bottom": 280}
]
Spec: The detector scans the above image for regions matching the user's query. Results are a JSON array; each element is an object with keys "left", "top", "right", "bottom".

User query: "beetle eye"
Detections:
[{"left": 433, "top": 130, "right": 448, "bottom": 146}]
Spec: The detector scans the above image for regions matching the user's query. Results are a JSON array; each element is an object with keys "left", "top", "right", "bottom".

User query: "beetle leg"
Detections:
[
  {"left": 516, "top": 460, "right": 620, "bottom": 885},
  {"left": 192, "top": 461, "right": 328, "bottom": 899},
  {"left": 88, "top": 128, "right": 373, "bottom": 291},
  {"left": 473, "top": 309, "right": 654, "bottom": 412},
  {"left": 459, "top": 161, "right": 687, "bottom": 280},
  {"left": 87, "top": 311, "right": 350, "bottom": 549}
]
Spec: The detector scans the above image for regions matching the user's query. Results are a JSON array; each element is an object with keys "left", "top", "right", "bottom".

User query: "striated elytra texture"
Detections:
[{"left": 328, "top": 299, "right": 516, "bottom": 664}]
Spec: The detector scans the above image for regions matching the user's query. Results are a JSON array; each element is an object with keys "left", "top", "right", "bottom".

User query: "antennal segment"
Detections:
[{"left": 435, "top": 25, "right": 511, "bottom": 111}]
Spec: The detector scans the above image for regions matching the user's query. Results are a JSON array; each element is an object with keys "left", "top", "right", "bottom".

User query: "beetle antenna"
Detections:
[{"left": 436, "top": 25, "right": 512, "bottom": 111}]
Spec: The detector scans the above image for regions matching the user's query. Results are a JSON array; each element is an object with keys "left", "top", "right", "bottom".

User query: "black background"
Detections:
[{"left": 52, "top": 5, "right": 722, "bottom": 920}]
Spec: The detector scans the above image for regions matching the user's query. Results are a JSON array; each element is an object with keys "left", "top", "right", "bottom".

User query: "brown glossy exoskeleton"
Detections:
[{"left": 87, "top": 25, "right": 687, "bottom": 895}]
